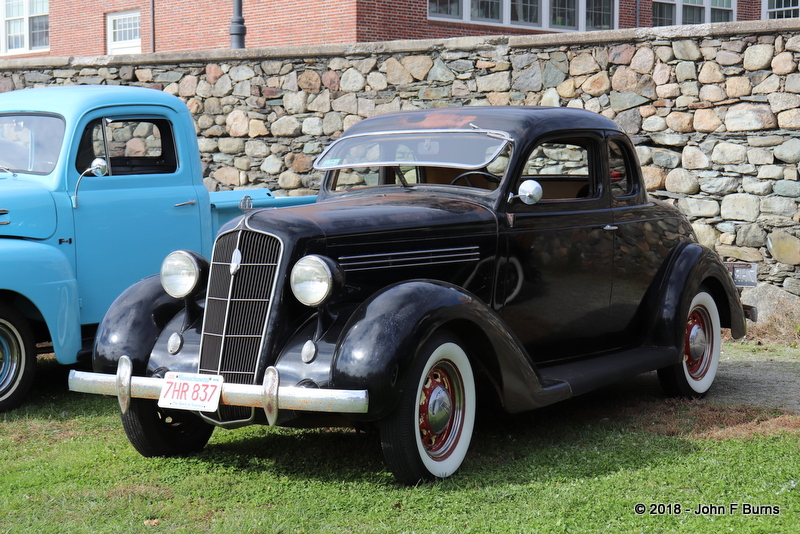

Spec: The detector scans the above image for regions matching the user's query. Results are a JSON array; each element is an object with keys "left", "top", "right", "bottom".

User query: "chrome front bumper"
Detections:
[{"left": 68, "top": 355, "right": 369, "bottom": 426}]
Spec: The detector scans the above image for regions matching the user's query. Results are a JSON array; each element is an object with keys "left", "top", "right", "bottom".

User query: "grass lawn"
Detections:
[{"left": 2, "top": 343, "right": 798, "bottom": 534}]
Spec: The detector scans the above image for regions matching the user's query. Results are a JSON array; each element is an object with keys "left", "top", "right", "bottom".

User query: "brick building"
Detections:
[{"left": 1, "top": 0, "right": 793, "bottom": 58}]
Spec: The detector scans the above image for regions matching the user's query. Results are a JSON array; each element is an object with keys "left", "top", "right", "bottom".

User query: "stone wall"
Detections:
[{"left": 1, "top": 19, "right": 799, "bottom": 296}]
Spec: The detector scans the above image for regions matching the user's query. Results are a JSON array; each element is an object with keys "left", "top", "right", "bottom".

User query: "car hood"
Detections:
[
  {"left": 0, "top": 179, "right": 57, "bottom": 239},
  {"left": 245, "top": 191, "right": 498, "bottom": 245}
]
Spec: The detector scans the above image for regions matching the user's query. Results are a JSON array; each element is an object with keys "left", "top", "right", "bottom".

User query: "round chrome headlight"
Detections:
[
  {"left": 290, "top": 255, "right": 342, "bottom": 307},
  {"left": 160, "top": 250, "right": 208, "bottom": 299}
]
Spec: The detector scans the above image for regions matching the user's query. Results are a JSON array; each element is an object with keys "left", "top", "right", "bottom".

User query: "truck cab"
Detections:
[{"left": 0, "top": 85, "right": 315, "bottom": 411}]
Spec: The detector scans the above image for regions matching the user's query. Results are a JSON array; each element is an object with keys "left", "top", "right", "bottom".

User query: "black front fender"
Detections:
[
  {"left": 329, "top": 280, "right": 570, "bottom": 420},
  {"left": 93, "top": 275, "right": 184, "bottom": 375}
]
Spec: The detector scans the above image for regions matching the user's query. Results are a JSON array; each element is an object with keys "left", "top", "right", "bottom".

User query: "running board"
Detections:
[{"left": 537, "top": 346, "right": 678, "bottom": 397}]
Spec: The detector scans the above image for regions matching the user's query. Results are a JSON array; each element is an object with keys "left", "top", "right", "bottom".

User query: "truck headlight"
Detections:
[
  {"left": 290, "top": 255, "right": 342, "bottom": 307},
  {"left": 161, "top": 250, "right": 208, "bottom": 299}
]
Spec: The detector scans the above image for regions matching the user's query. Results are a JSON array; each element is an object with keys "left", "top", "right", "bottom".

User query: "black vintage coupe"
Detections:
[{"left": 70, "top": 107, "right": 753, "bottom": 484}]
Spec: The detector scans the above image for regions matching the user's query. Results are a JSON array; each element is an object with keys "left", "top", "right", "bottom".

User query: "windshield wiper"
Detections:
[
  {"left": 393, "top": 167, "right": 410, "bottom": 188},
  {"left": 0, "top": 165, "right": 16, "bottom": 176}
]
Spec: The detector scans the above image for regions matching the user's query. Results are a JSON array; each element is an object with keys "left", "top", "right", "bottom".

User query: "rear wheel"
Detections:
[
  {"left": 121, "top": 398, "right": 214, "bottom": 457},
  {"left": 380, "top": 331, "right": 476, "bottom": 484},
  {"left": 0, "top": 304, "right": 36, "bottom": 413},
  {"left": 658, "top": 289, "right": 721, "bottom": 398}
]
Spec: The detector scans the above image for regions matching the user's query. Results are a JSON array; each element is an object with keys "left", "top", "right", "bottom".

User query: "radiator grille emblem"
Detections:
[{"left": 230, "top": 248, "right": 242, "bottom": 275}]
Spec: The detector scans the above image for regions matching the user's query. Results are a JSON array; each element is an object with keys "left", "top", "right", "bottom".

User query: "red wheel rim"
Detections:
[
  {"left": 418, "top": 360, "right": 465, "bottom": 461},
  {"left": 685, "top": 305, "right": 712, "bottom": 380}
]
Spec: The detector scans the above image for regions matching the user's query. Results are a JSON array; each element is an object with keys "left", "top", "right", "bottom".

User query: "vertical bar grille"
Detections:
[{"left": 199, "top": 229, "right": 282, "bottom": 390}]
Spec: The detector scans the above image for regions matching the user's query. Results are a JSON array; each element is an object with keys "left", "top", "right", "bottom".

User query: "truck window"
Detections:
[{"left": 76, "top": 118, "right": 178, "bottom": 175}]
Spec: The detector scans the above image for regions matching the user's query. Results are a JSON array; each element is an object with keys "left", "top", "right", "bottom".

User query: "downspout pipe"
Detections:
[
  {"left": 150, "top": 0, "right": 155, "bottom": 52},
  {"left": 230, "top": 0, "right": 246, "bottom": 49}
]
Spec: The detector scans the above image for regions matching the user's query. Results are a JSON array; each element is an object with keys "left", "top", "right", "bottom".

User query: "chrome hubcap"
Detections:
[
  {"left": 685, "top": 305, "right": 712, "bottom": 380},
  {"left": 418, "top": 359, "right": 465, "bottom": 460},
  {"left": 427, "top": 385, "right": 453, "bottom": 435},
  {"left": 688, "top": 324, "right": 707, "bottom": 361},
  {"left": 0, "top": 322, "right": 20, "bottom": 391}
]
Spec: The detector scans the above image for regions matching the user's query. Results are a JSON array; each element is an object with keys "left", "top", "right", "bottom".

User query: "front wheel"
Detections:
[
  {"left": 0, "top": 304, "right": 36, "bottom": 412},
  {"left": 121, "top": 398, "right": 214, "bottom": 457},
  {"left": 380, "top": 331, "right": 476, "bottom": 484},
  {"left": 658, "top": 289, "right": 721, "bottom": 398}
]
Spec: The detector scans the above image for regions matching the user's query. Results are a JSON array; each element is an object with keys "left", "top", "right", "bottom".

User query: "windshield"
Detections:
[
  {"left": 314, "top": 129, "right": 513, "bottom": 193},
  {"left": 0, "top": 114, "right": 66, "bottom": 175}
]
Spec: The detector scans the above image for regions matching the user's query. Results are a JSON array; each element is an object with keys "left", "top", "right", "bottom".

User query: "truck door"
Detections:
[{"left": 71, "top": 113, "right": 205, "bottom": 325}]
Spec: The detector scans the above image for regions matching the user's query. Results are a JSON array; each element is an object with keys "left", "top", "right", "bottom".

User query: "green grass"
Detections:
[{"left": 2, "top": 345, "right": 798, "bottom": 534}]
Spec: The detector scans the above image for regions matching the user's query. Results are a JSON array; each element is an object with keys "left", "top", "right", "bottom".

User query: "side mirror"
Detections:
[
  {"left": 508, "top": 179, "right": 543, "bottom": 205},
  {"left": 71, "top": 158, "right": 109, "bottom": 208},
  {"left": 89, "top": 157, "right": 108, "bottom": 177}
]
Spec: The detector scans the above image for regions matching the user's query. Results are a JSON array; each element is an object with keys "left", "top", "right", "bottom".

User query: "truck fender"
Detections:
[
  {"left": 0, "top": 240, "right": 81, "bottom": 364},
  {"left": 645, "top": 242, "right": 746, "bottom": 360},
  {"left": 329, "top": 280, "right": 571, "bottom": 420},
  {"left": 93, "top": 275, "right": 184, "bottom": 375}
]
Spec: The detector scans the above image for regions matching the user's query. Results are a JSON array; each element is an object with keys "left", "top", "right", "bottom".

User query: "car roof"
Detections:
[
  {"left": 341, "top": 106, "right": 622, "bottom": 145},
  {"left": 0, "top": 85, "right": 185, "bottom": 123}
]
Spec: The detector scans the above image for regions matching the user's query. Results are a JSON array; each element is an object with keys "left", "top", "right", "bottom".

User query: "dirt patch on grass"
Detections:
[{"left": 620, "top": 399, "right": 800, "bottom": 441}]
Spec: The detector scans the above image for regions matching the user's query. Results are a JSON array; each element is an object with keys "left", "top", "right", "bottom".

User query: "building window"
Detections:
[
  {"left": 652, "top": 0, "right": 733, "bottom": 25},
  {"left": 472, "top": 0, "right": 502, "bottom": 21},
  {"left": 511, "top": 0, "right": 540, "bottom": 24},
  {"left": 550, "top": 0, "right": 577, "bottom": 28},
  {"left": 429, "top": 0, "right": 462, "bottom": 17},
  {"left": 652, "top": 2, "right": 676, "bottom": 25},
  {"left": 768, "top": 0, "right": 799, "bottom": 18},
  {"left": 710, "top": 0, "right": 732, "bottom": 21},
  {"left": 429, "top": 0, "right": 618, "bottom": 31},
  {"left": 2, "top": 0, "right": 48, "bottom": 54},
  {"left": 586, "top": 0, "right": 613, "bottom": 29},
  {"left": 107, "top": 10, "right": 141, "bottom": 55},
  {"left": 683, "top": 0, "right": 705, "bottom": 23}
]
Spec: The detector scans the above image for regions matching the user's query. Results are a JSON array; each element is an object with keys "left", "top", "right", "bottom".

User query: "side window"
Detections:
[
  {"left": 76, "top": 118, "right": 177, "bottom": 175},
  {"left": 520, "top": 140, "right": 591, "bottom": 201},
  {"left": 608, "top": 139, "right": 635, "bottom": 198}
]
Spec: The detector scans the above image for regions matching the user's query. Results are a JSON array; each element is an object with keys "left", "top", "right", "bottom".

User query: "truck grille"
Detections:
[{"left": 199, "top": 227, "right": 283, "bottom": 423}]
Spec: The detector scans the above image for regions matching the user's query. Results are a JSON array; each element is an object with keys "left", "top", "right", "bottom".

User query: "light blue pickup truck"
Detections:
[{"left": 0, "top": 85, "right": 315, "bottom": 411}]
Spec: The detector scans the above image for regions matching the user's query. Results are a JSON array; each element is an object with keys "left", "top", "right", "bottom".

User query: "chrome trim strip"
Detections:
[{"left": 339, "top": 246, "right": 480, "bottom": 271}]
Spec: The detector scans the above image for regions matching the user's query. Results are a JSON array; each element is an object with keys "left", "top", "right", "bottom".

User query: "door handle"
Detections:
[
  {"left": 603, "top": 224, "right": 618, "bottom": 231},
  {"left": 175, "top": 200, "right": 197, "bottom": 207}
]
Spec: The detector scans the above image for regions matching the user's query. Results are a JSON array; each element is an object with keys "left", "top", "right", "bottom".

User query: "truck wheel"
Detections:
[
  {"left": 658, "top": 288, "right": 721, "bottom": 398},
  {"left": 380, "top": 331, "right": 476, "bottom": 484},
  {"left": 121, "top": 398, "right": 214, "bottom": 457},
  {"left": 0, "top": 304, "right": 36, "bottom": 413}
]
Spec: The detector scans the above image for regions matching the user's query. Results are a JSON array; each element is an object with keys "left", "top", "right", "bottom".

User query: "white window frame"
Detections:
[
  {"left": 763, "top": 0, "right": 800, "bottom": 19},
  {"left": 428, "top": 0, "right": 619, "bottom": 32},
  {"left": 652, "top": 0, "right": 735, "bottom": 26},
  {"left": 1, "top": 0, "right": 49, "bottom": 55},
  {"left": 107, "top": 10, "right": 141, "bottom": 55}
]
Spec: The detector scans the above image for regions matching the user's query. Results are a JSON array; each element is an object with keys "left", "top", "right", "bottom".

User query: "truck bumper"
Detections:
[{"left": 68, "top": 355, "right": 369, "bottom": 426}]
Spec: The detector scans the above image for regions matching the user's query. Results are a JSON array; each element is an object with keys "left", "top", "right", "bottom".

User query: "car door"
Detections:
[
  {"left": 607, "top": 133, "right": 693, "bottom": 345},
  {"left": 70, "top": 108, "right": 205, "bottom": 325},
  {"left": 499, "top": 133, "right": 615, "bottom": 364}
]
